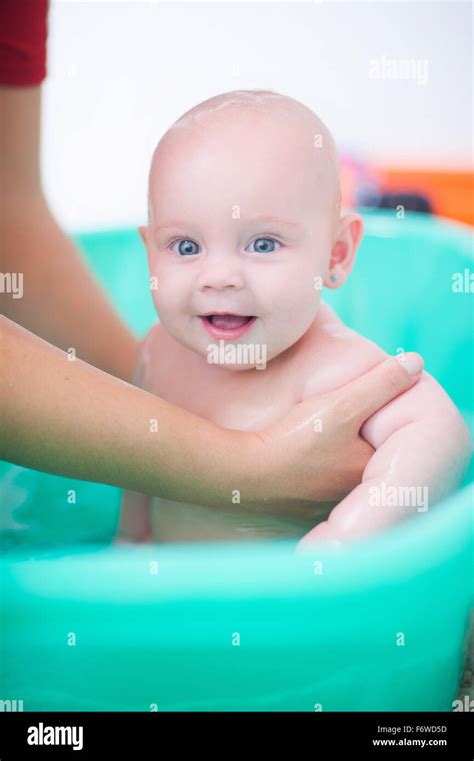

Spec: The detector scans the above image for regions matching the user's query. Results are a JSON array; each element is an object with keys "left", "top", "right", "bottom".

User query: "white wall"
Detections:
[{"left": 42, "top": 0, "right": 472, "bottom": 231}]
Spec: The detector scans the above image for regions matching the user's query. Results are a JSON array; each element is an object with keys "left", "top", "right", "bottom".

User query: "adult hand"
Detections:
[{"left": 249, "top": 354, "right": 423, "bottom": 514}]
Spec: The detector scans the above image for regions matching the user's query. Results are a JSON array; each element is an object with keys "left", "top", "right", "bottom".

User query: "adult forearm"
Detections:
[
  {"left": 0, "top": 316, "right": 258, "bottom": 506},
  {"left": 1, "top": 86, "right": 138, "bottom": 382},
  {"left": 0, "top": 193, "right": 139, "bottom": 382}
]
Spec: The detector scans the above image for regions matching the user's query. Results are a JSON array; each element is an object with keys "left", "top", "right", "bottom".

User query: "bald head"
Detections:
[
  {"left": 171, "top": 89, "right": 326, "bottom": 127},
  {"left": 147, "top": 89, "right": 341, "bottom": 238}
]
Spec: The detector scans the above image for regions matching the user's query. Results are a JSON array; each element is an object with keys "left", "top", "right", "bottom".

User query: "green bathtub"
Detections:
[{"left": 1, "top": 210, "right": 472, "bottom": 711}]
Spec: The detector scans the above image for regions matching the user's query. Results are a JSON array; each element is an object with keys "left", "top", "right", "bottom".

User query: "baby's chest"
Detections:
[
  {"left": 141, "top": 345, "right": 299, "bottom": 433},
  {"left": 140, "top": 319, "right": 383, "bottom": 431},
  {"left": 150, "top": 368, "right": 296, "bottom": 432}
]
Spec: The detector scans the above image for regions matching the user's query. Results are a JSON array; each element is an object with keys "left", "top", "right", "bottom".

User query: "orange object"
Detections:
[{"left": 375, "top": 167, "right": 474, "bottom": 227}]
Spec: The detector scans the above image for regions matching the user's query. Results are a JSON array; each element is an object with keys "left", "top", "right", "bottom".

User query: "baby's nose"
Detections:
[{"left": 196, "top": 255, "right": 245, "bottom": 291}]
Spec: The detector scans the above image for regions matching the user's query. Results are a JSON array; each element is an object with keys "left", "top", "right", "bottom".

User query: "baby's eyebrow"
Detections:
[
  {"left": 245, "top": 215, "right": 301, "bottom": 229},
  {"left": 154, "top": 216, "right": 301, "bottom": 232},
  {"left": 154, "top": 214, "right": 301, "bottom": 232},
  {"left": 153, "top": 221, "right": 191, "bottom": 232}
]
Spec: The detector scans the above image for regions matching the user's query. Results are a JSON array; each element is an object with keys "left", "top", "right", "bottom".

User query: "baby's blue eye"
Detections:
[
  {"left": 172, "top": 239, "right": 200, "bottom": 256},
  {"left": 247, "top": 237, "right": 281, "bottom": 254}
]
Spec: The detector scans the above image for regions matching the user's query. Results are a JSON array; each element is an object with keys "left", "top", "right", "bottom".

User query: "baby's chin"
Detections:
[
  {"left": 197, "top": 339, "right": 270, "bottom": 372},
  {"left": 161, "top": 316, "right": 310, "bottom": 371},
  {"left": 167, "top": 330, "right": 272, "bottom": 372}
]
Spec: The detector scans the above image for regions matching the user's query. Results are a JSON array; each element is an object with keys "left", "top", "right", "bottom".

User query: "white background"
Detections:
[{"left": 42, "top": 0, "right": 472, "bottom": 231}]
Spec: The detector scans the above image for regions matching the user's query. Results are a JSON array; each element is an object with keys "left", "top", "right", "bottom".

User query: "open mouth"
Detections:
[
  {"left": 199, "top": 314, "right": 256, "bottom": 339},
  {"left": 204, "top": 314, "right": 253, "bottom": 329}
]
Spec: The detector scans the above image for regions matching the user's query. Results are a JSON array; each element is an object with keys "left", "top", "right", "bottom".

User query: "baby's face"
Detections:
[{"left": 143, "top": 107, "right": 341, "bottom": 369}]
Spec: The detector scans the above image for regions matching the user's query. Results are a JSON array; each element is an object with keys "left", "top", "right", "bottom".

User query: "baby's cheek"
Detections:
[
  {"left": 274, "top": 278, "right": 319, "bottom": 333},
  {"left": 150, "top": 291, "right": 193, "bottom": 348},
  {"left": 149, "top": 267, "right": 178, "bottom": 315},
  {"left": 151, "top": 294, "right": 175, "bottom": 326},
  {"left": 150, "top": 290, "right": 169, "bottom": 324},
  {"left": 261, "top": 264, "right": 313, "bottom": 327},
  {"left": 148, "top": 279, "right": 172, "bottom": 322}
]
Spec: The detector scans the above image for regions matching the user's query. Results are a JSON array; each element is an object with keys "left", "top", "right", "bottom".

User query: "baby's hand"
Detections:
[{"left": 298, "top": 369, "right": 472, "bottom": 548}]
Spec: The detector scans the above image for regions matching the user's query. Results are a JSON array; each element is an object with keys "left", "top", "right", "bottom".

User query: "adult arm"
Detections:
[
  {"left": 0, "top": 316, "right": 423, "bottom": 510},
  {"left": 0, "top": 85, "right": 139, "bottom": 382}
]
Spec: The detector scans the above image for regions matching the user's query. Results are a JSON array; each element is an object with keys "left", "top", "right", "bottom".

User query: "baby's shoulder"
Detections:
[
  {"left": 132, "top": 322, "right": 179, "bottom": 392},
  {"left": 299, "top": 303, "right": 389, "bottom": 398}
]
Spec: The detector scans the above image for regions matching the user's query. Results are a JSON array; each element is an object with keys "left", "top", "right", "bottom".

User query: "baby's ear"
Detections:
[
  {"left": 138, "top": 225, "right": 148, "bottom": 246},
  {"left": 344, "top": 212, "right": 364, "bottom": 253},
  {"left": 325, "top": 212, "right": 364, "bottom": 289}
]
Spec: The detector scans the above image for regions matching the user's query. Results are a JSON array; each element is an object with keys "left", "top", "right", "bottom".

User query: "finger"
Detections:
[{"left": 335, "top": 353, "right": 424, "bottom": 426}]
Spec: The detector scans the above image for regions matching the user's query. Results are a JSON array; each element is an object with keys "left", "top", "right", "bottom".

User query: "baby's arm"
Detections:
[
  {"left": 299, "top": 371, "right": 471, "bottom": 544},
  {"left": 116, "top": 490, "right": 153, "bottom": 544}
]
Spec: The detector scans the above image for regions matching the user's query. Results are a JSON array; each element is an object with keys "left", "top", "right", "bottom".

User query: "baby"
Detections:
[{"left": 116, "top": 89, "right": 471, "bottom": 546}]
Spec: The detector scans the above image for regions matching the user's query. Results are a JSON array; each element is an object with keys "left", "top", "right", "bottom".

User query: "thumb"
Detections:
[{"left": 335, "top": 353, "right": 424, "bottom": 426}]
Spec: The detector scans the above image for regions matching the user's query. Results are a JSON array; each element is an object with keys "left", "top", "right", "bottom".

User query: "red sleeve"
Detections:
[{"left": 0, "top": 0, "right": 49, "bottom": 86}]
